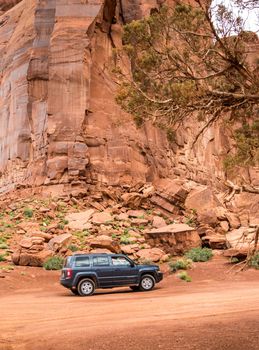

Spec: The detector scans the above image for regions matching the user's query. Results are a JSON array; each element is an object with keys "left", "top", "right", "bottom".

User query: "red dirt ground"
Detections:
[{"left": 0, "top": 256, "right": 258, "bottom": 350}]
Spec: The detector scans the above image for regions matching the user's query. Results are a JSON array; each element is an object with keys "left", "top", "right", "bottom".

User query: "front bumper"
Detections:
[{"left": 156, "top": 271, "right": 163, "bottom": 283}]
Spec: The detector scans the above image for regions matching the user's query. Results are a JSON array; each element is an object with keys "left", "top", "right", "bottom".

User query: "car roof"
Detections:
[{"left": 72, "top": 253, "right": 126, "bottom": 257}]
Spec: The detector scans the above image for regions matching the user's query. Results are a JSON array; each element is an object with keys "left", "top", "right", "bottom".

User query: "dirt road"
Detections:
[{"left": 0, "top": 259, "right": 259, "bottom": 350}]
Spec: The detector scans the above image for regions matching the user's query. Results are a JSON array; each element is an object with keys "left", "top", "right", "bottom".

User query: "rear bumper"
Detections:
[{"left": 60, "top": 278, "right": 73, "bottom": 289}]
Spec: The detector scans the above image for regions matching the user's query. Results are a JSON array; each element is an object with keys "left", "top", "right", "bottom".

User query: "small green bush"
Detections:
[
  {"left": 24, "top": 208, "right": 33, "bottom": 218},
  {"left": 0, "top": 243, "right": 8, "bottom": 249},
  {"left": 230, "top": 257, "right": 240, "bottom": 264},
  {"left": 43, "top": 256, "right": 64, "bottom": 270},
  {"left": 177, "top": 271, "right": 192, "bottom": 282},
  {"left": 168, "top": 258, "right": 192, "bottom": 273},
  {"left": 68, "top": 244, "right": 79, "bottom": 252},
  {"left": 185, "top": 247, "right": 213, "bottom": 262},
  {"left": 249, "top": 253, "right": 259, "bottom": 270},
  {"left": 120, "top": 235, "right": 131, "bottom": 245},
  {"left": 0, "top": 254, "right": 7, "bottom": 262}
]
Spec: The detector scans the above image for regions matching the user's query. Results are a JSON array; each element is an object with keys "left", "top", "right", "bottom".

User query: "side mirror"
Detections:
[{"left": 130, "top": 262, "right": 135, "bottom": 267}]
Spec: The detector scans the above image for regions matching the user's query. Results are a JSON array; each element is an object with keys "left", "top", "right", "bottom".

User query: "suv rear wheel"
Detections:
[
  {"left": 139, "top": 274, "right": 155, "bottom": 291},
  {"left": 77, "top": 278, "right": 95, "bottom": 296}
]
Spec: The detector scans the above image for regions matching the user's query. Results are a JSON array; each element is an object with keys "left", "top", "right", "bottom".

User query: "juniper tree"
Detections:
[{"left": 114, "top": 0, "right": 259, "bottom": 167}]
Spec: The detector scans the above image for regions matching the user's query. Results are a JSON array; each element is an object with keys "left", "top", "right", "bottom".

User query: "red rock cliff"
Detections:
[{"left": 0, "top": 0, "right": 258, "bottom": 195}]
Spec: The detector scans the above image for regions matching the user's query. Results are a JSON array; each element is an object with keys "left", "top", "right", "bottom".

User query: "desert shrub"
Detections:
[
  {"left": 23, "top": 208, "right": 33, "bottom": 218},
  {"left": 230, "top": 257, "right": 240, "bottom": 264},
  {"left": 0, "top": 254, "right": 7, "bottom": 262},
  {"left": 168, "top": 258, "right": 192, "bottom": 273},
  {"left": 0, "top": 243, "right": 8, "bottom": 249},
  {"left": 68, "top": 244, "right": 79, "bottom": 252},
  {"left": 120, "top": 235, "right": 131, "bottom": 245},
  {"left": 43, "top": 256, "right": 64, "bottom": 270},
  {"left": 185, "top": 247, "right": 213, "bottom": 262},
  {"left": 177, "top": 271, "right": 192, "bottom": 282},
  {"left": 249, "top": 253, "right": 259, "bottom": 270}
]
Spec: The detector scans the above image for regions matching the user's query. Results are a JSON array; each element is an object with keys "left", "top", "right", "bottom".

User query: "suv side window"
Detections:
[
  {"left": 74, "top": 256, "right": 90, "bottom": 267},
  {"left": 111, "top": 256, "right": 131, "bottom": 266},
  {"left": 93, "top": 256, "right": 110, "bottom": 266}
]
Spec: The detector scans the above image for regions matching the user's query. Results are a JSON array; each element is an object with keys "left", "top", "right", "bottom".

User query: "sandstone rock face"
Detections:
[
  {"left": 0, "top": 0, "right": 171, "bottom": 194},
  {"left": 0, "top": 0, "right": 258, "bottom": 228}
]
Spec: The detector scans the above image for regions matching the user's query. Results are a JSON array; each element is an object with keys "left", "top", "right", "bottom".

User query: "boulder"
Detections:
[
  {"left": 185, "top": 187, "right": 223, "bottom": 226},
  {"left": 225, "top": 212, "right": 241, "bottom": 229},
  {"left": 152, "top": 216, "right": 167, "bottom": 228},
  {"left": 91, "top": 212, "right": 113, "bottom": 225},
  {"left": 12, "top": 249, "right": 54, "bottom": 267},
  {"left": 146, "top": 223, "right": 201, "bottom": 255},
  {"left": 136, "top": 248, "right": 165, "bottom": 262},
  {"left": 127, "top": 210, "right": 145, "bottom": 218},
  {"left": 202, "top": 234, "right": 227, "bottom": 249},
  {"left": 65, "top": 209, "right": 95, "bottom": 230},
  {"left": 116, "top": 213, "right": 129, "bottom": 221},
  {"left": 19, "top": 238, "right": 33, "bottom": 249},
  {"left": 220, "top": 221, "right": 229, "bottom": 232},
  {"left": 48, "top": 233, "right": 72, "bottom": 252},
  {"left": 89, "top": 235, "right": 121, "bottom": 253},
  {"left": 121, "top": 193, "right": 145, "bottom": 208},
  {"left": 151, "top": 178, "right": 189, "bottom": 215},
  {"left": 225, "top": 227, "right": 258, "bottom": 251}
]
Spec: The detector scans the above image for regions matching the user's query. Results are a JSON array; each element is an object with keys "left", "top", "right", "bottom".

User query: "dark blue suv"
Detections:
[{"left": 60, "top": 253, "right": 163, "bottom": 296}]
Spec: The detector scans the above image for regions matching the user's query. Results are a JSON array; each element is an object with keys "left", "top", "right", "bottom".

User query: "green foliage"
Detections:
[
  {"left": 185, "top": 247, "right": 213, "bottom": 262},
  {"left": 23, "top": 208, "right": 33, "bottom": 218},
  {"left": 230, "top": 257, "right": 240, "bottom": 264},
  {"left": 0, "top": 254, "right": 7, "bottom": 262},
  {"left": 43, "top": 256, "right": 64, "bottom": 270},
  {"left": 68, "top": 244, "right": 79, "bottom": 252},
  {"left": 0, "top": 243, "right": 8, "bottom": 249},
  {"left": 114, "top": 3, "right": 259, "bottom": 166},
  {"left": 120, "top": 235, "right": 131, "bottom": 245},
  {"left": 249, "top": 253, "right": 259, "bottom": 270},
  {"left": 177, "top": 271, "right": 192, "bottom": 282},
  {"left": 0, "top": 265, "right": 14, "bottom": 271},
  {"left": 224, "top": 121, "right": 259, "bottom": 169},
  {"left": 168, "top": 258, "right": 192, "bottom": 273}
]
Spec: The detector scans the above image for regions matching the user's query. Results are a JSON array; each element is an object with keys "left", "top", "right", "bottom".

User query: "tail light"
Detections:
[{"left": 66, "top": 269, "right": 72, "bottom": 279}]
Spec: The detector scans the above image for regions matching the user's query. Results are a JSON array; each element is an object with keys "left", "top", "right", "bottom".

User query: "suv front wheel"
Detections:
[
  {"left": 139, "top": 274, "right": 155, "bottom": 291},
  {"left": 77, "top": 278, "right": 95, "bottom": 296}
]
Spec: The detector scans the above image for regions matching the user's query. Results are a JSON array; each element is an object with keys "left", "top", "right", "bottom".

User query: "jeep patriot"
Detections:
[{"left": 60, "top": 253, "right": 163, "bottom": 296}]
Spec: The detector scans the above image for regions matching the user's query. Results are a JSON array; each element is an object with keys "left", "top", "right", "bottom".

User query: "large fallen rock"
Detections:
[
  {"left": 225, "top": 227, "right": 258, "bottom": 251},
  {"left": 151, "top": 178, "right": 189, "bottom": 215},
  {"left": 12, "top": 249, "right": 54, "bottom": 267},
  {"left": 65, "top": 209, "right": 95, "bottom": 230},
  {"left": 146, "top": 223, "right": 201, "bottom": 255},
  {"left": 136, "top": 248, "right": 165, "bottom": 263},
  {"left": 91, "top": 212, "right": 113, "bottom": 225},
  {"left": 185, "top": 186, "right": 223, "bottom": 226},
  {"left": 48, "top": 233, "right": 72, "bottom": 252},
  {"left": 152, "top": 215, "right": 167, "bottom": 228},
  {"left": 89, "top": 235, "right": 121, "bottom": 253}
]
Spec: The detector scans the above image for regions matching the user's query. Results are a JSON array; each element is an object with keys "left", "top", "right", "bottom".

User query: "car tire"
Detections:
[
  {"left": 139, "top": 274, "right": 155, "bottom": 291},
  {"left": 71, "top": 289, "right": 79, "bottom": 296},
  {"left": 130, "top": 286, "right": 140, "bottom": 291},
  {"left": 77, "top": 278, "right": 95, "bottom": 296}
]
